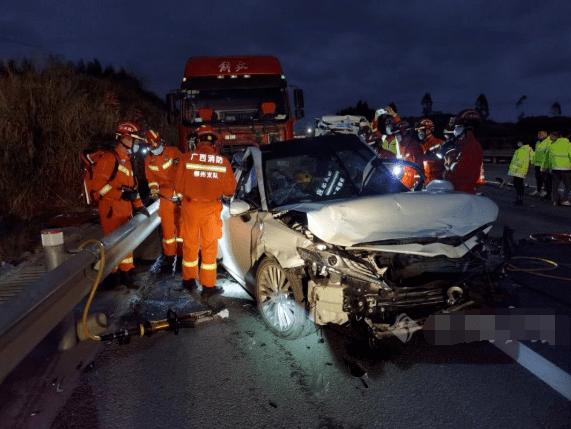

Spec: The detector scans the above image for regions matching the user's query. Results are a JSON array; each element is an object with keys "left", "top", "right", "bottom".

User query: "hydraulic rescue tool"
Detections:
[{"left": 99, "top": 308, "right": 229, "bottom": 345}]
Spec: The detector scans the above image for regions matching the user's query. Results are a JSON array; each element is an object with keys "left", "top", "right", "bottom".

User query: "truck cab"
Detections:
[{"left": 167, "top": 55, "right": 304, "bottom": 157}]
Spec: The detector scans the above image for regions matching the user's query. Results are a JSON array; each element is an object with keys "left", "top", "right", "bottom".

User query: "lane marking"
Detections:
[{"left": 493, "top": 340, "right": 571, "bottom": 401}]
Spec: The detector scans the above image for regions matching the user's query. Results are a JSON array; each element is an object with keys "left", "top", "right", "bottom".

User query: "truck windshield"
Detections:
[{"left": 182, "top": 87, "right": 289, "bottom": 125}]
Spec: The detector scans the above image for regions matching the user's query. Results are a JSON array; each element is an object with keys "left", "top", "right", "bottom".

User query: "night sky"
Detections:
[{"left": 2, "top": 0, "right": 570, "bottom": 130}]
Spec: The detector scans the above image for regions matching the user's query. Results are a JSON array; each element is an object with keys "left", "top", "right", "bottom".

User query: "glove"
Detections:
[
  {"left": 134, "top": 207, "right": 151, "bottom": 218},
  {"left": 121, "top": 189, "right": 139, "bottom": 201}
]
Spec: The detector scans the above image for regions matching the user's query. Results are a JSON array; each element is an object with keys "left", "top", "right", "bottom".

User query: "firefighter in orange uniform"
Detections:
[
  {"left": 443, "top": 109, "right": 484, "bottom": 194},
  {"left": 174, "top": 125, "right": 237, "bottom": 297},
  {"left": 415, "top": 118, "right": 445, "bottom": 185},
  {"left": 144, "top": 130, "right": 183, "bottom": 273},
  {"left": 388, "top": 120, "right": 424, "bottom": 188},
  {"left": 92, "top": 121, "right": 144, "bottom": 288}
]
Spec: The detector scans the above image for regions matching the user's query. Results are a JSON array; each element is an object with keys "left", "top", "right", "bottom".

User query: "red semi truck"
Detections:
[{"left": 166, "top": 55, "right": 304, "bottom": 155}]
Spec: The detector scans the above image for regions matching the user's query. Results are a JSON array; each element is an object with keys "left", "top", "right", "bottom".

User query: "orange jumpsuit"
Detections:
[
  {"left": 443, "top": 134, "right": 483, "bottom": 194},
  {"left": 174, "top": 144, "right": 237, "bottom": 287},
  {"left": 421, "top": 135, "right": 445, "bottom": 185},
  {"left": 145, "top": 146, "right": 183, "bottom": 257},
  {"left": 398, "top": 136, "right": 424, "bottom": 188},
  {"left": 92, "top": 145, "right": 143, "bottom": 271}
]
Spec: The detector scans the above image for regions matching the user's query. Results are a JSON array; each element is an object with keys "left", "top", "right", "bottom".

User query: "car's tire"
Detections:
[{"left": 255, "top": 257, "right": 315, "bottom": 340}]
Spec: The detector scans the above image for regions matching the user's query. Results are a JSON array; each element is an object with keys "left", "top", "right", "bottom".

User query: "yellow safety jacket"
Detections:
[
  {"left": 508, "top": 145, "right": 534, "bottom": 178},
  {"left": 533, "top": 137, "right": 551, "bottom": 165},
  {"left": 544, "top": 138, "right": 571, "bottom": 171}
]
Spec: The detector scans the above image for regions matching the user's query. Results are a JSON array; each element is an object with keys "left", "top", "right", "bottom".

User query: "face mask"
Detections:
[
  {"left": 151, "top": 145, "right": 164, "bottom": 156},
  {"left": 453, "top": 125, "right": 465, "bottom": 138},
  {"left": 417, "top": 131, "right": 426, "bottom": 141}
]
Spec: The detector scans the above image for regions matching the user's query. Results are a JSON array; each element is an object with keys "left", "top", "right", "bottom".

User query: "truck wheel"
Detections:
[{"left": 255, "top": 257, "right": 315, "bottom": 340}]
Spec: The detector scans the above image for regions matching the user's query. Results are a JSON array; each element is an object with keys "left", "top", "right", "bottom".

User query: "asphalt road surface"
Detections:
[{"left": 1, "top": 165, "right": 570, "bottom": 429}]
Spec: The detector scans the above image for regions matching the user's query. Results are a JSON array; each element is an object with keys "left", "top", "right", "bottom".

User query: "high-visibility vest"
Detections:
[
  {"left": 507, "top": 145, "right": 534, "bottom": 178},
  {"left": 546, "top": 138, "right": 571, "bottom": 171}
]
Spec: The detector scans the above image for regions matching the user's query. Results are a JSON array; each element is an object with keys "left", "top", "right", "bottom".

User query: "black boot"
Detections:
[
  {"left": 182, "top": 278, "right": 198, "bottom": 293},
  {"left": 174, "top": 255, "right": 183, "bottom": 273},
  {"left": 160, "top": 255, "right": 176, "bottom": 274},
  {"left": 120, "top": 269, "right": 139, "bottom": 289},
  {"left": 201, "top": 285, "right": 224, "bottom": 298}
]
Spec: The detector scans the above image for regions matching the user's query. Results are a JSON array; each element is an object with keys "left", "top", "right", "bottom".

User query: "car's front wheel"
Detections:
[{"left": 255, "top": 257, "right": 315, "bottom": 340}]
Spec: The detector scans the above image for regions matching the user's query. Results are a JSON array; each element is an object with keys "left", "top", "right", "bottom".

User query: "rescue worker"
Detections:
[
  {"left": 92, "top": 121, "right": 144, "bottom": 288},
  {"left": 174, "top": 125, "right": 237, "bottom": 297},
  {"left": 507, "top": 140, "right": 534, "bottom": 206},
  {"left": 543, "top": 129, "right": 571, "bottom": 206},
  {"left": 416, "top": 118, "right": 444, "bottom": 154},
  {"left": 144, "top": 130, "right": 183, "bottom": 273},
  {"left": 415, "top": 118, "right": 444, "bottom": 185},
  {"left": 392, "top": 121, "right": 424, "bottom": 165},
  {"left": 539, "top": 131, "right": 557, "bottom": 201},
  {"left": 371, "top": 105, "right": 401, "bottom": 156},
  {"left": 443, "top": 109, "right": 484, "bottom": 194},
  {"left": 390, "top": 120, "right": 424, "bottom": 189},
  {"left": 530, "top": 131, "right": 550, "bottom": 198},
  {"left": 443, "top": 117, "right": 455, "bottom": 140}
]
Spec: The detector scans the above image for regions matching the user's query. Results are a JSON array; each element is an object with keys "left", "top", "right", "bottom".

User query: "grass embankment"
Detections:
[{"left": 0, "top": 58, "right": 174, "bottom": 263}]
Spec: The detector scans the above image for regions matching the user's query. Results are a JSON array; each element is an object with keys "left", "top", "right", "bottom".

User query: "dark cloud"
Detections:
[{"left": 2, "top": 0, "right": 571, "bottom": 126}]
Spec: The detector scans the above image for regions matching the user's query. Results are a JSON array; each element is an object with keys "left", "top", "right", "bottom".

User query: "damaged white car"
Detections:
[{"left": 218, "top": 134, "right": 510, "bottom": 340}]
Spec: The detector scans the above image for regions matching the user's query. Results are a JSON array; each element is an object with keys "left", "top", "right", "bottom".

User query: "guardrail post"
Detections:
[{"left": 41, "top": 229, "right": 77, "bottom": 351}]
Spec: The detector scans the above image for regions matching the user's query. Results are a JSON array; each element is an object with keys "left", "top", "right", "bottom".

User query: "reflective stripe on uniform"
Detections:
[
  {"left": 185, "top": 163, "right": 227, "bottom": 173},
  {"left": 148, "top": 165, "right": 159, "bottom": 171},
  {"left": 176, "top": 237, "right": 183, "bottom": 242},
  {"left": 118, "top": 165, "right": 132, "bottom": 176},
  {"left": 99, "top": 184, "right": 113, "bottom": 196},
  {"left": 162, "top": 159, "right": 173, "bottom": 170},
  {"left": 182, "top": 259, "right": 199, "bottom": 268},
  {"left": 148, "top": 182, "right": 159, "bottom": 188},
  {"left": 121, "top": 256, "right": 133, "bottom": 264},
  {"left": 201, "top": 262, "right": 216, "bottom": 270},
  {"left": 163, "top": 237, "right": 176, "bottom": 244}
]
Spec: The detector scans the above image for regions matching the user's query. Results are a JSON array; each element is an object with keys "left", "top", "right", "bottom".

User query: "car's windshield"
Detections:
[
  {"left": 262, "top": 137, "right": 408, "bottom": 209},
  {"left": 182, "top": 87, "right": 288, "bottom": 125}
]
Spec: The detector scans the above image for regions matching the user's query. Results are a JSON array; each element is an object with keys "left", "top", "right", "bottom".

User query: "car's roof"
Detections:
[{"left": 259, "top": 134, "right": 366, "bottom": 156}]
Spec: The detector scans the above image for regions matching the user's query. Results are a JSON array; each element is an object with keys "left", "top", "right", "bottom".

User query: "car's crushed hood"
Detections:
[{"left": 290, "top": 192, "right": 498, "bottom": 248}]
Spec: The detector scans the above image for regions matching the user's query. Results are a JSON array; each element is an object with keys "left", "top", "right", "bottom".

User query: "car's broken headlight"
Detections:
[{"left": 297, "top": 246, "right": 392, "bottom": 292}]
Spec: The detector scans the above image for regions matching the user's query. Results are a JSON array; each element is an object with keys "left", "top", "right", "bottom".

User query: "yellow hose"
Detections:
[
  {"left": 77, "top": 239, "right": 106, "bottom": 341},
  {"left": 508, "top": 256, "right": 571, "bottom": 282}
]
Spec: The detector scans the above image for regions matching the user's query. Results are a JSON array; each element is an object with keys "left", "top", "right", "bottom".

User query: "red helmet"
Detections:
[
  {"left": 196, "top": 124, "right": 217, "bottom": 142},
  {"left": 116, "top": 121, "right": 140, "bottom": 136},
  {"left": 415, "top": 118, "right": 434, "bottom": 132},
  {"left": 393, "top": 121, "right": 411, "bottom": 135},
  {"left": 146, "top": 129, "right": 161, "bottom": 149},
  {"left": 454, "top": 109, "right": 482, "bottom": 128}
]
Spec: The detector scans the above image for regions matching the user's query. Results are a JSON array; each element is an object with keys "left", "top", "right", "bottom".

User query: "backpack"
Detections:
[{"left": 80, "top": 149, "right": 119, "bottom": 206}]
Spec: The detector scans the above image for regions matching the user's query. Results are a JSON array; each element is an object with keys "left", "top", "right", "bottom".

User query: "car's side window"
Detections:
[{"left": 236, "top": 156, "right": 261, "bottom": 208}]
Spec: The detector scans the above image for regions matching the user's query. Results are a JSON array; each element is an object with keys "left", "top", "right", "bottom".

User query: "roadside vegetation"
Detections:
[{"left": 0, "top": 57, "right": 173, "bottom": 262}]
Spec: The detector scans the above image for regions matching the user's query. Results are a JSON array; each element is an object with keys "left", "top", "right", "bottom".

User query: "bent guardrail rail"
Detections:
[{"left": 0, "top": 201, "right": 160, "bottom": 383}]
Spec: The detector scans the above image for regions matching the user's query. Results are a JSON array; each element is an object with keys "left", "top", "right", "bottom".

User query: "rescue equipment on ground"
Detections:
[{"left": 77, "top": 238, "right": 228, "bottom": 345}]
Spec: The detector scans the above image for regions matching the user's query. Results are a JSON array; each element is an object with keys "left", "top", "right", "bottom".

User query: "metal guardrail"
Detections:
[
  {"left": 0, "top": 201, "right": 160, "bottom": 383},
  {"left": 483, "top": 149, "right": 514, "bottom": 163}
]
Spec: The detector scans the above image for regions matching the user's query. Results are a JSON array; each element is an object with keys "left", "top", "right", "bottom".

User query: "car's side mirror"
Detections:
[{"left": 230, "top": 199, "right": 251, "bottom": 216}]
